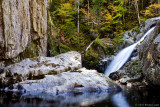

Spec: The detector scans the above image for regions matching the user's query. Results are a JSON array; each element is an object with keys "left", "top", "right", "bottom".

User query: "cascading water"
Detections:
[{"left": 105, "top": 26, "right": 156, "bottom": 76}]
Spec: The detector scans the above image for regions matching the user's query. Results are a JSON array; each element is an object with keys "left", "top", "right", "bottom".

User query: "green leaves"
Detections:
[
  {"left": 48, "top": 0, "right": 159, "bottom": 55},
  {"left": 143, "top": 4, "right": 160, "bottom": 18}
]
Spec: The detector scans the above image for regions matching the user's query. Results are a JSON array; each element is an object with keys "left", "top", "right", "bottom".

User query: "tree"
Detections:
[
  {"left": 158, "top": 0, "right": 160, "bottom": 13},
  {"left": 134, "top": 0, "right": 141, "bottom": 24},
  {"left": 75, "top": 0, "right": 80, "bottom": 34},
  {"left": 143, "top": 3, "right": 160, "bottom": 18}
]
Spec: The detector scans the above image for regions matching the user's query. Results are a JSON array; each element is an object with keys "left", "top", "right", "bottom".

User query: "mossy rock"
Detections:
[
  {"left": 133, "top": 26, "right": 140, "bottom": 34},
  {"left": 19, "top": 39, "right": 43, "bottom": 59}
]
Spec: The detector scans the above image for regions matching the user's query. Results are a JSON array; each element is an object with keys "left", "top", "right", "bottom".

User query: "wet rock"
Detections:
[
  {"left": 135, "top": 33, "right": 143, "bottom": 42},
  {"left": 123, "top": 34, "right": 130, "bottom": 39},
  {"left": 138, "top": 20, "right": 160, "bottom": 86},
  {"left": 109, "top": 57, "right": 143, "bottom": 86},
  {"left": 10, "top": 68, "right": 120, "bottom": 94},
  {"left": 154, "top": 34, "right": 160, "bottom": 43},
  {"left": 99, "top": 56, "right": 114, "bottom": 73},
  {"left": 90, "top": 31, "right": 98, "bottom": 40},
  {"left": 124, "top": 38, "right": 134, "bottom": 45},
  {"left": 126, "top": 83, "right": 132, "bottom": 87},
  {"left": 131, "top": 56, "right": 139, "bottom": 61},
  {"left": 140, "top": 17, "right": 160, "bottom": 33},
  {"left": 0, "top": 61, "right": 5, "bottom": 69},
  {"left": 117, "top": 29, "right": 137, "bottom": 50},
  {"left": 119, "top": 77, "right": 130, "bottom": 85},
  {"left": 119, "top": 17, "right": 160, "bottom": 50},
  {"left": 109, "top": 70, "right": 125, "bottom": 81},
  {"left": 0, "top": 51, "right": 82, "bottom": 86}
]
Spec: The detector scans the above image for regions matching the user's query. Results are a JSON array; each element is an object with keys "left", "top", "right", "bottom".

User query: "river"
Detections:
[{"left": 0, "top": 86, "right": 160, "bottom": 107}]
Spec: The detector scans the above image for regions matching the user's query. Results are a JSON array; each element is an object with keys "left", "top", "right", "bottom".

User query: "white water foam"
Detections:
[{"left": 105, "top": 26, "right": 156, "bottom": 76}]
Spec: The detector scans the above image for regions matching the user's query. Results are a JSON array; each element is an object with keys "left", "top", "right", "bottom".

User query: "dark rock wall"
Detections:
[{"left": 138, "top": 20, "right": 160, "bottom": 86}]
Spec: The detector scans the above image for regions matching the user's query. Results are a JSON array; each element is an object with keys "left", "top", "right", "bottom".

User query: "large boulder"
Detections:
[
  {"left": 140, "top": 17, "right": 160, "bottom": 33},
  {"left": 0, "top": 0, "right": 47, "bottom": 59},
  {"left": 109, "top": 59, "right": 143, "bottom": 86},
  {"left": 0, "top": 51, "right": 82, "bottom": 87},
  {"left": 0, "top": 51, "right": 120, "bottom": 94},
  {"left": 11, "top": 68, "right": 120, "bottom": 94},
  {"left": 0, "top": 51, "right": 121, "bottom": 94}
]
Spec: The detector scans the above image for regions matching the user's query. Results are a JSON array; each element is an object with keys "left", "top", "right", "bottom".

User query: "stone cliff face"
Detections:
[
  {"left": 0, "top": 0, "right": 47, "bottom": 59},
  {"left": 138, "top": 20, "right": 160, "bottom": 86}
]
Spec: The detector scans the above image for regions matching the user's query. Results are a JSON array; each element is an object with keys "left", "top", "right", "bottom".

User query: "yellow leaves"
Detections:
[
  {"left": 81, "top": 8, "right": 98, "bottom": 25},
  {"left": 108, "top": 3, "right": 118, "bottom": 14},
  {"left": 149, "top": 4, "right": 160, "bottom": 8},
  {"left": 61, "top": 3, "right": 73, "bottom": 10},
  {"left": 133, "top": 0, "right": 139, "bottom": 2},
  {"left": 81, "top": 8, "right": 89, "bottom": 16},
  {"left": 57, "top": 2, "right": 75, "bottom": 18},
  {"left": 103, "top": 13, "right": 113, "bottom": 24},
  {"left": 146, "top": 4, "right": 160, "bottom": 11},
  {"left": 105, "top": 13, "right": 113, "bottom": 21},
  {"left": 144, "top": 10, "right": 150, "bottom": 15},
  {"left": 147, "top": 52, "right": 152, "bottom": 60},
  {"left": 144, "top": 4, "right": 160, "bottom": 17}
]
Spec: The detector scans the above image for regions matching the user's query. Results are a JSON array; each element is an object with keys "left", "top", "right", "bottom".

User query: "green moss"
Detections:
[
  {"left": 133, "top": 26, "right": 140, "bottom": 34},
  {"left": 158, "top": 25, "right": 160, "bottom": 34},
  {"left": 12, "top": 58, "right": 21, "bottom": 63},
  {"left": 142, "top": 21, "right": 145, "bottom": 27},
  {"left": 84, "top": 47, "right": 100, "bottom": 68},
  {"left": 111, "top": 35, "right": 124, "bottom": 52},
  {"left": 96, "top": 72, "right": 115, "bottom": 84},
  {"left": 31, "top": 57, "right": 38, "bottom": 61},
  {"left": 19, "top": 39, "right": 41, "bottom": 59},
  {"left": 112, "top": 35, "right": 124, "bottom": 44},
  {"left": 60, "top": 43, "right": 71, "bottom": 53},
  {"left": 48, "top": 70, "right": 58, "bottom": 75},
  {"left": 94, "top": 38, "right": 105, "bottom": 48}
]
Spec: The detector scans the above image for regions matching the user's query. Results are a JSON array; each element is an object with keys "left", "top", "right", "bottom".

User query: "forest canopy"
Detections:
[{"left": 48, "top": 0, "right": 160, "bottom": 61}]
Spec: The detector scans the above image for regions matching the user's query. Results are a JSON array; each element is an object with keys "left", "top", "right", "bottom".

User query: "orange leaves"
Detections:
[{"left": 102, "top": 13, "right": 113, "bottom": 25}]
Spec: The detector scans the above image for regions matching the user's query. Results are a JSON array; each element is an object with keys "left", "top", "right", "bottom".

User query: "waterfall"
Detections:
[{"left": 105, "top": 26, "right": 156, "bottom": 76}]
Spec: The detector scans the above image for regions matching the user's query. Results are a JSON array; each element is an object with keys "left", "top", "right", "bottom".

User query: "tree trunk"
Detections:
[
  {"left": 135, "top": 0, "right": 140, "bottom": 25},
  {"left": 151, "top": 0, "right": 153, "bottom": 4},
  {"left": 88, "top": 0, "right": 90, "bottom": 25},
  {"left": 129, "top": 0, "right": 131, "bottom": 14},
  {"left": 77, "top": 0, "right": 79, "bottom": 34},
  {"left": 158, "top": 0, "right": 160, "bottom": 13},
  {"left": 123, "top": 1, "right": 125, "bottom": 24},
  {"left": 142, "top": 0, "right": 143, "bottom": 9}
]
